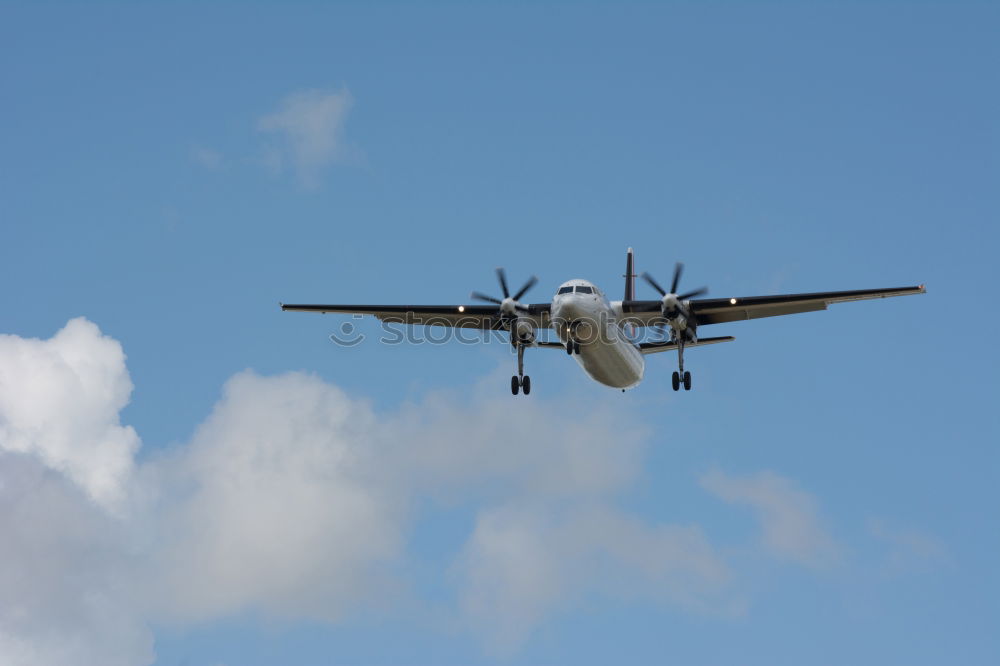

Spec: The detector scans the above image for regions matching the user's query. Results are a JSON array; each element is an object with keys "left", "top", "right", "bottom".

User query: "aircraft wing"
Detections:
[
  {"left": 620, "top": 284, "right": 925, "bottom": 327},
  {"left": 280, "top": 303, "right": 552, "bottom": 330}
]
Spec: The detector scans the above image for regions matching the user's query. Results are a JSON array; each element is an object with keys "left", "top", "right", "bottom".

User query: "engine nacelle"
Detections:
[
  {"left": 666, "top": 312, "right": 688, "bottom": 331},
  {"left": 512, "top": 318, "right": 536, "bottom": 344}
]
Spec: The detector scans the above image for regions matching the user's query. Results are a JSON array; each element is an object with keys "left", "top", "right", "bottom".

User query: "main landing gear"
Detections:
[
  {"left": 511, "top": 343, "right": 531, "bottom": 396},
  {"left": 671, "top": 338, "right": 692, "bottom": 391},
  {"left": 671, "top": 370, "right": 692, "bottom": 391},
  {"left": 565, "top": 340, "right": 581, "bottom": 355}
]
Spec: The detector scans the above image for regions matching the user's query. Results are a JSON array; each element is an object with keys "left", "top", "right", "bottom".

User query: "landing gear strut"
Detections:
[
  {"left": 671, "top": 337, "right": 692, "bottom": 391},
  {"left": 511, "top": 343, "right": 531, "bottom": 395}
]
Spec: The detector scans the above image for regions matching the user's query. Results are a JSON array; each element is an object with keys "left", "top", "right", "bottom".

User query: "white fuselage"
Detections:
[{"left": 549, "top": 279, "right": 644, "bottom": 389}]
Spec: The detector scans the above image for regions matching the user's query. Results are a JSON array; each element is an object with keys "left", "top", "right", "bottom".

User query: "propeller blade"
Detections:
[
  {"left": 495, "top": 267, "right": 510, "bottom": 299},
  {"left": 670, "top": 262, "right": 684, "bottom": 294},
  {"left": 678, "top": 287, "right": 708, "bottom": 300},
  {"left": 512, "top": 275, "right": 538, "bottom": 301},
  {"left": 641, "top": 272, "right": 667, "bottom": 297},
  {"left": 470, "top": 291, "right": 502, "bottom": 305}
]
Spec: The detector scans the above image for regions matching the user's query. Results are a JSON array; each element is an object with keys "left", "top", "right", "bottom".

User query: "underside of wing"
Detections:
[
  {"left": 620, "top": 285, "right": 924, "bottom": 328},
  {"left": 280, "top": 303, "right": 551, "bottom": 330},
  {"left": 690, "top": 285, "right": 925, "bottom": 325},
  {"left": 639, "top": 336, "right": 735, "bottom": 355}
]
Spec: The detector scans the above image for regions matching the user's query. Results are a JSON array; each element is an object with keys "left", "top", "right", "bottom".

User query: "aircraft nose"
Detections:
[{"left": 554, "top": 293, "right": 586, "bottom": 319}]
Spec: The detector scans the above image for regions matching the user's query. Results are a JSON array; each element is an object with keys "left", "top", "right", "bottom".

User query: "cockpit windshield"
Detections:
[{"left": 557, "top": 285, "right": 598, "bottom": 295}]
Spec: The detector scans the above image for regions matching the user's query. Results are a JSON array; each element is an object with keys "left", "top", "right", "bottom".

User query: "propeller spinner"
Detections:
[
  {"left": 471, "top": 268, "right": 538, "bottom": 318},
  {"left": 641, "top": 263, "right": 708, "bottom": 334}
]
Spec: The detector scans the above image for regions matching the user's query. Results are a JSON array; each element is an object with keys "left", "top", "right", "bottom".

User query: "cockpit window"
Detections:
[
  {"left": 557, "top": 286, "right": 574, "bottom": 294},
  {"left": 576, "top": 286, "right": 593, "bottom": 294}
]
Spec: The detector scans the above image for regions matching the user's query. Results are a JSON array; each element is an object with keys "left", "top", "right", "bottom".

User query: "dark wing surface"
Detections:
[
  {"left": 280, "top": 303, "right": 551, "bottom": 330},
  {"left": 621, "top": 285, "right": 924, "bottom": 328}
]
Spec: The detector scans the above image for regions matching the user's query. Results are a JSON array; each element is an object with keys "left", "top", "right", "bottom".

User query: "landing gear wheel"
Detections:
[
  {"left": 683, "top": 371, "right": 692, "bottom": 391},
  {"left": 566, "top": 342, "right": 573, "bottom": 355},
  {"left": 511, "top": 375, "right": 520, "bottom": 395},
  {"left": 573, "top": 341, "right": 581, "bottom": 355},
  {"left": 522, "top": 375, "right": 531, "bottom": 395},
  {"left": 671, "top": 371, "right": 680, "bottom": 392}
]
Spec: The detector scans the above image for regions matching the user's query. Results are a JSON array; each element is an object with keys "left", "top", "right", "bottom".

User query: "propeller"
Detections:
[
  {"left": 641, "top": 263, "right": 708, "bottom": 337},
  {"left": 471, "top": 268, "right": 538, "bottom": 317}
]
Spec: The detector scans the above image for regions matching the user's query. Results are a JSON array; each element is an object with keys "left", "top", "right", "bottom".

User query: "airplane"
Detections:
[{"left": 281, "top": 248, "right": 925, "bottom": 395}]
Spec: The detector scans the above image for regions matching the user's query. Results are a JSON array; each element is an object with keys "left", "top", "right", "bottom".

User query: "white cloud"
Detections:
[
  {"left": 0, "top": 453, "right": 152, "bottom": 666},
  {"left": 0, "top": 317, "right": 139, "bottom": 512},
  {"left": 148, "top": 370, "right": 733, "bottom": 643},
  {"left": 455, "top": 502, "right": 733, "bottom": 651},
  {"left": 147, "top": 371, "right": 405, "bottom": 623},
  {"left": 257, "top": 88, "right": 354, "bottom": 187},
  {"left": 0, "top": 318, "right": 738, "bottom": 664},
  {"left": 701, "top": 469, "right": 840, "bottom": 568},
  {"left": 382, "top": 385, "right": 646, "bottom": 501},
  {"left": 0, "top": 320, "right": 149, "bottom": 665}
]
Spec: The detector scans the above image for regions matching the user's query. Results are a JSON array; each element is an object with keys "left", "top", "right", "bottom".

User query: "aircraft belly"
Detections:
[
  {"left": 551, "top": 297, "right": 644, "bottom": 389},
  {"left": 576, "top": 336, "right": 644, "bottom": 389}
]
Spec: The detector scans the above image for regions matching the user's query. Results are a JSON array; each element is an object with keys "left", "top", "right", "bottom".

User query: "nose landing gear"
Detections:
[{"left": 563, "top": 321, "right": 584, "bottom": 355}]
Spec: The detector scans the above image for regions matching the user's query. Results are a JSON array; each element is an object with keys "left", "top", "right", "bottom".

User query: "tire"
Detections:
[
  {"left": 522, "top": 375, "right": 531, "bottom": 395},
  {"left": 683, "top": 371, "right": 692, "bottom": 391},
  {"left": 574, "top": 341, "right": 581, "bottom": 355},
  {"left": 566, "top": 342, "right": 573, "bottom": 355},
  {"left": 671, "top": 371, "right": 680, "bottom": 391},
  {"left": 511, "top": 375, "right": 520, "bottom": 395}
]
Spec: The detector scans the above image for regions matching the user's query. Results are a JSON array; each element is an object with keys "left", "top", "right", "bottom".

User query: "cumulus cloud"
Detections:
[
  {"left": 147, "top": 371, "right": 405, "bottom": 623},
  {"left": 0, "top": 318, "right": 741, "bottom": 664},
  {"left": 455, "top": 503, "right": 733, "bottom": 651},
  {"left": 0, "top": 317, "right": 138, "bottom": 512},
  {"left": 257, "top": 87, "right": 354, "bottom": 187},
  {"left": 701, "top": 469, "right": 840, "bottom": 568},
  {"left": 148, "top": 370, "right": 733, "bottom": 643},
  {"left": 0, "top": 453, "right": 152, "bottom": 666}
]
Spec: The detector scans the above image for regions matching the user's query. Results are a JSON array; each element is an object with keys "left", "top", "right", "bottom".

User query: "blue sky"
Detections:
[{"left": 1, "top": 2, "right": 997, "bottom": 665}]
